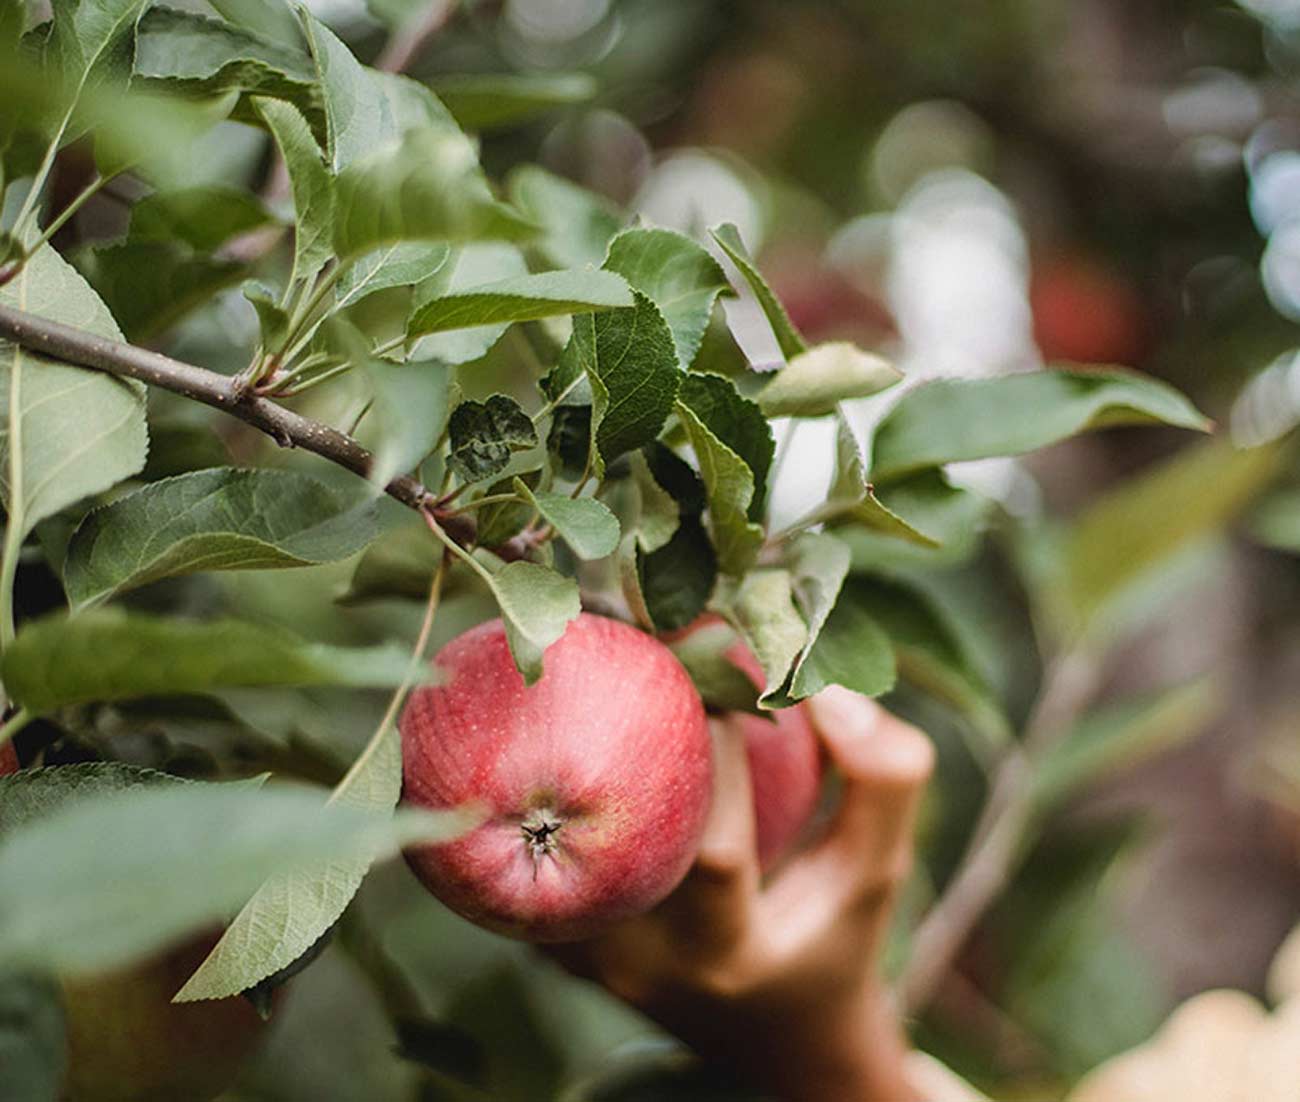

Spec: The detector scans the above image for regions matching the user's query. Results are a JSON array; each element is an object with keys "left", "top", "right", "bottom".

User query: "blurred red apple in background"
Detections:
[
  {"left": 0, "top": 739, "right": 16, "bottom": 775},
  {"left": 1030, "top": 253, "right": 1148, "bottom": 366},
  {"left": 401, "top": 613, "right": 712, "bottom": 942}
]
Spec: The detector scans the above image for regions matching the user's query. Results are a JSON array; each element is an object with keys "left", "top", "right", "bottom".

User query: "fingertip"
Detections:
[{"left": 807, "top": 686, "right": 934, "bottom": 791}]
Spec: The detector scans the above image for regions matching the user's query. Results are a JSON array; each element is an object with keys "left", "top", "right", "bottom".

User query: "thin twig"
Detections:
[
  {"left": 0, "top": 303, "right": 432, "bottom": 512},
  {"left": 901, "top": 649, "right": 1101, "bottom": 1014}
]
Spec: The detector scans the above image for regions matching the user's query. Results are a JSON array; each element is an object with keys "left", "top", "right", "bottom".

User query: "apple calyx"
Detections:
[{"left": 521, "top": 807, "right": 564, "bottom": 865}]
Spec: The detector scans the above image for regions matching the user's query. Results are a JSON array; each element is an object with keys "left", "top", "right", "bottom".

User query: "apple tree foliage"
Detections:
[{"left": 0, "top": 0, "right": 1286, "bottom": 1098}]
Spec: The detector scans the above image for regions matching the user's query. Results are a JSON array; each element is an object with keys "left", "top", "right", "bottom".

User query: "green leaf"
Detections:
[
  {"left": 1063, "top": 437, "right": 1281, "bottom": 628},
  {"left": 765, "top": 532, "right": 851, "bottom": 706},
  {"left": 177, "top": 662, "right": 426, "bottom": 1001},
  {"left": 514, "top": 479, "right": 619, "bottom": 560},
  {"left": 431, "top": 71, "right": 597, "bottom": 131},
  {"left": 299, "top": 6, "right": 393, "bottom": 172},
  {"left": 667, "top": 619, "right": 760, "bottom": 716},
  {"left": 208, "top": 0, "right": 301, "bottom": 48},
  {"left": 1, "top": 244, "right": 146, "bottom": 549},
  {"left": 849, "top": 578, "right": 1008, "bottom": 745},
  {"left": 77, "top": 239, "right": 246, "bottom": 341},
  {"left": 757, "top": 341, "right": 902, "bottom": 417},
  {"left": 1033, "top": 680, "right": 1218, "bottom": 810},
  {"left": 364, "top": 360, "right": 451, "bottom": 490},
  {"left": 51, "top": 0, "right": 150, "bottom": 99},
  {"left": 506, "top": 165, "right": 623, "bottom": 270},
  {"left": 337, "top": 243, "right": 451, "bottom": 312},
  {"left": 710, "top": 222, "right": 806, "bottom": 361},
  {"left": 407, "top": 241, "right": 528, "bottom": 365},
  {"left": 784, "top": 576, "right": 896, "bottom": 699},
  {"left": 636, "top": 517, "right": 716, "bottom": 633},
  {"left": 2, "top": 610, "right": 421, "bottom": 712},
  {"left": 489, "top": 561, "right": 580, "bottom": 684},
  {"left": 129, "top": 185, "right": 276, "bottom": 252},
  {"left": 837, "top": 469, "right": 990, "bottom": 573},
  {"left": 559, "top": 291, "right": 681, "bottom": 476},
  {"left": 254, "top": 96, "right": 334, "bottom": 289},
  {"left": 870, "top": 368, "right": 1212, "bottom": 482},
  {"left": 0, "top": 774, "right": 462, "bottom": 978},
  {"left": 676, "top": 400, "right": 764, "bottom": 576},
  {"left": 627, "top": 449, "right": 679, "bottom": 553},
  {"left": 603, "top": 228, "right": 731, "bottom": 369},
  {"left": 447, "top": 395, "right": 538, "bottom": 484},
  {"left": 63, "top": 468, "right": 389, "bottom": 609},
  {"left": 242, "top": 279, "right": 291, "bottom": 350},
  {"left": 678, "top": 372, "right": 774, "bottom": 522},
  {"left": 409, "top": 269, "right": 633, "bottom": 339},
  {"left": 713, "top": 569, "right": 807, "bottom": 699},
  {"left": 133, "top": 6, "right": 321, "bottom": 137},
  {"left": 332, "top": 127, "right": 534, "bottom": 260}
]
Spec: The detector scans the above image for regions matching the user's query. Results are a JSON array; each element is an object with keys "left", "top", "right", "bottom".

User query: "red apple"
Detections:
[
  {"left": 1030, "top": 254, "right": 1148, "bottom": 366},
  {"left": 0, "top": 739, "right": 16, "bottom": 775},
  {"left": 721, "top": 639, "right": 825, "bottom": 871},
  {"left": 400, "top": 613, "right": 713, "bottom": 942}
]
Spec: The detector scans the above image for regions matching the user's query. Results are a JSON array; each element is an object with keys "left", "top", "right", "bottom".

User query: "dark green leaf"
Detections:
[
  {"left": 63, "top": 468, "right": 389, "bottom": 609},
  {"left": 2, "top": 610, "right": 421, "bottom": 712},
  {"left": 710, "top": 222, "right": 806, "bottom": 361},
  {"left": 558, "top": 291, "right": 681, "bottom": 476},
  {"left": 676, "top": 400, "right": 764, "bottom": 576},
  {"left": 546, "top": 404, "right": 592, "bottom": 482},
  {"left": 637, "top": 516, "right": 716, "bottom": 632},
  {"left": 626, "top": 449, "right": 679, "bottom": 553},
  {"left": 506, "top": 165, "right": 623, "bottom": 270},
  {"left": 447, "top": 395, "right": 538, "bottom": 483},
  {"left": 603, "top": 227, "right": 731, "bottom": 369},
  {"left": 870, "top": 368, "right": 1212, "bottom": 482},
  {"left": 431, "top": 71, "right": 597, "bottom": 131},
  {"left": 678, "top": 372, "right": 774, "bottom": 522}
]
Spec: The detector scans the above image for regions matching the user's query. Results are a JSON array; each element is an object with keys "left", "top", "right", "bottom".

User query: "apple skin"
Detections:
[
  {"left": 0, "top": 739, "right": 16, "bottom": 775},
  {"left": 1030, "top": 255, "right": 1147, "bottom": 366},
  {"left": 720, "top": 639, "right": 825, "bottom": 872},
  {"left": 59, "top": 934, "right": 269, "bottom": 1102},
  {"left": 401, "top": 613, "right": 713, "bottom": 943}
]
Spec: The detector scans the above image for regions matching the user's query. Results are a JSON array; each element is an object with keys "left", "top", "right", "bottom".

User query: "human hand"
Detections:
[{"left": 548, "top": 685, "right": 935, "bottom": 1102}]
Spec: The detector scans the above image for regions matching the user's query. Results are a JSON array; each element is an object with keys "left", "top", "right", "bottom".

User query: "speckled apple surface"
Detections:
[{"left": 401, "top": 613, "right": 713, "bottom": 942}]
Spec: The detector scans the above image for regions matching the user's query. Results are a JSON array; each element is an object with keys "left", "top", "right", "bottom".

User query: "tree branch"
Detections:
[
  {"left": 0, "top": 303, "right": 433, "bottom": 511},
  {"left": 900, "top": 649, "right": 1101, "bottom": 1014}
]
